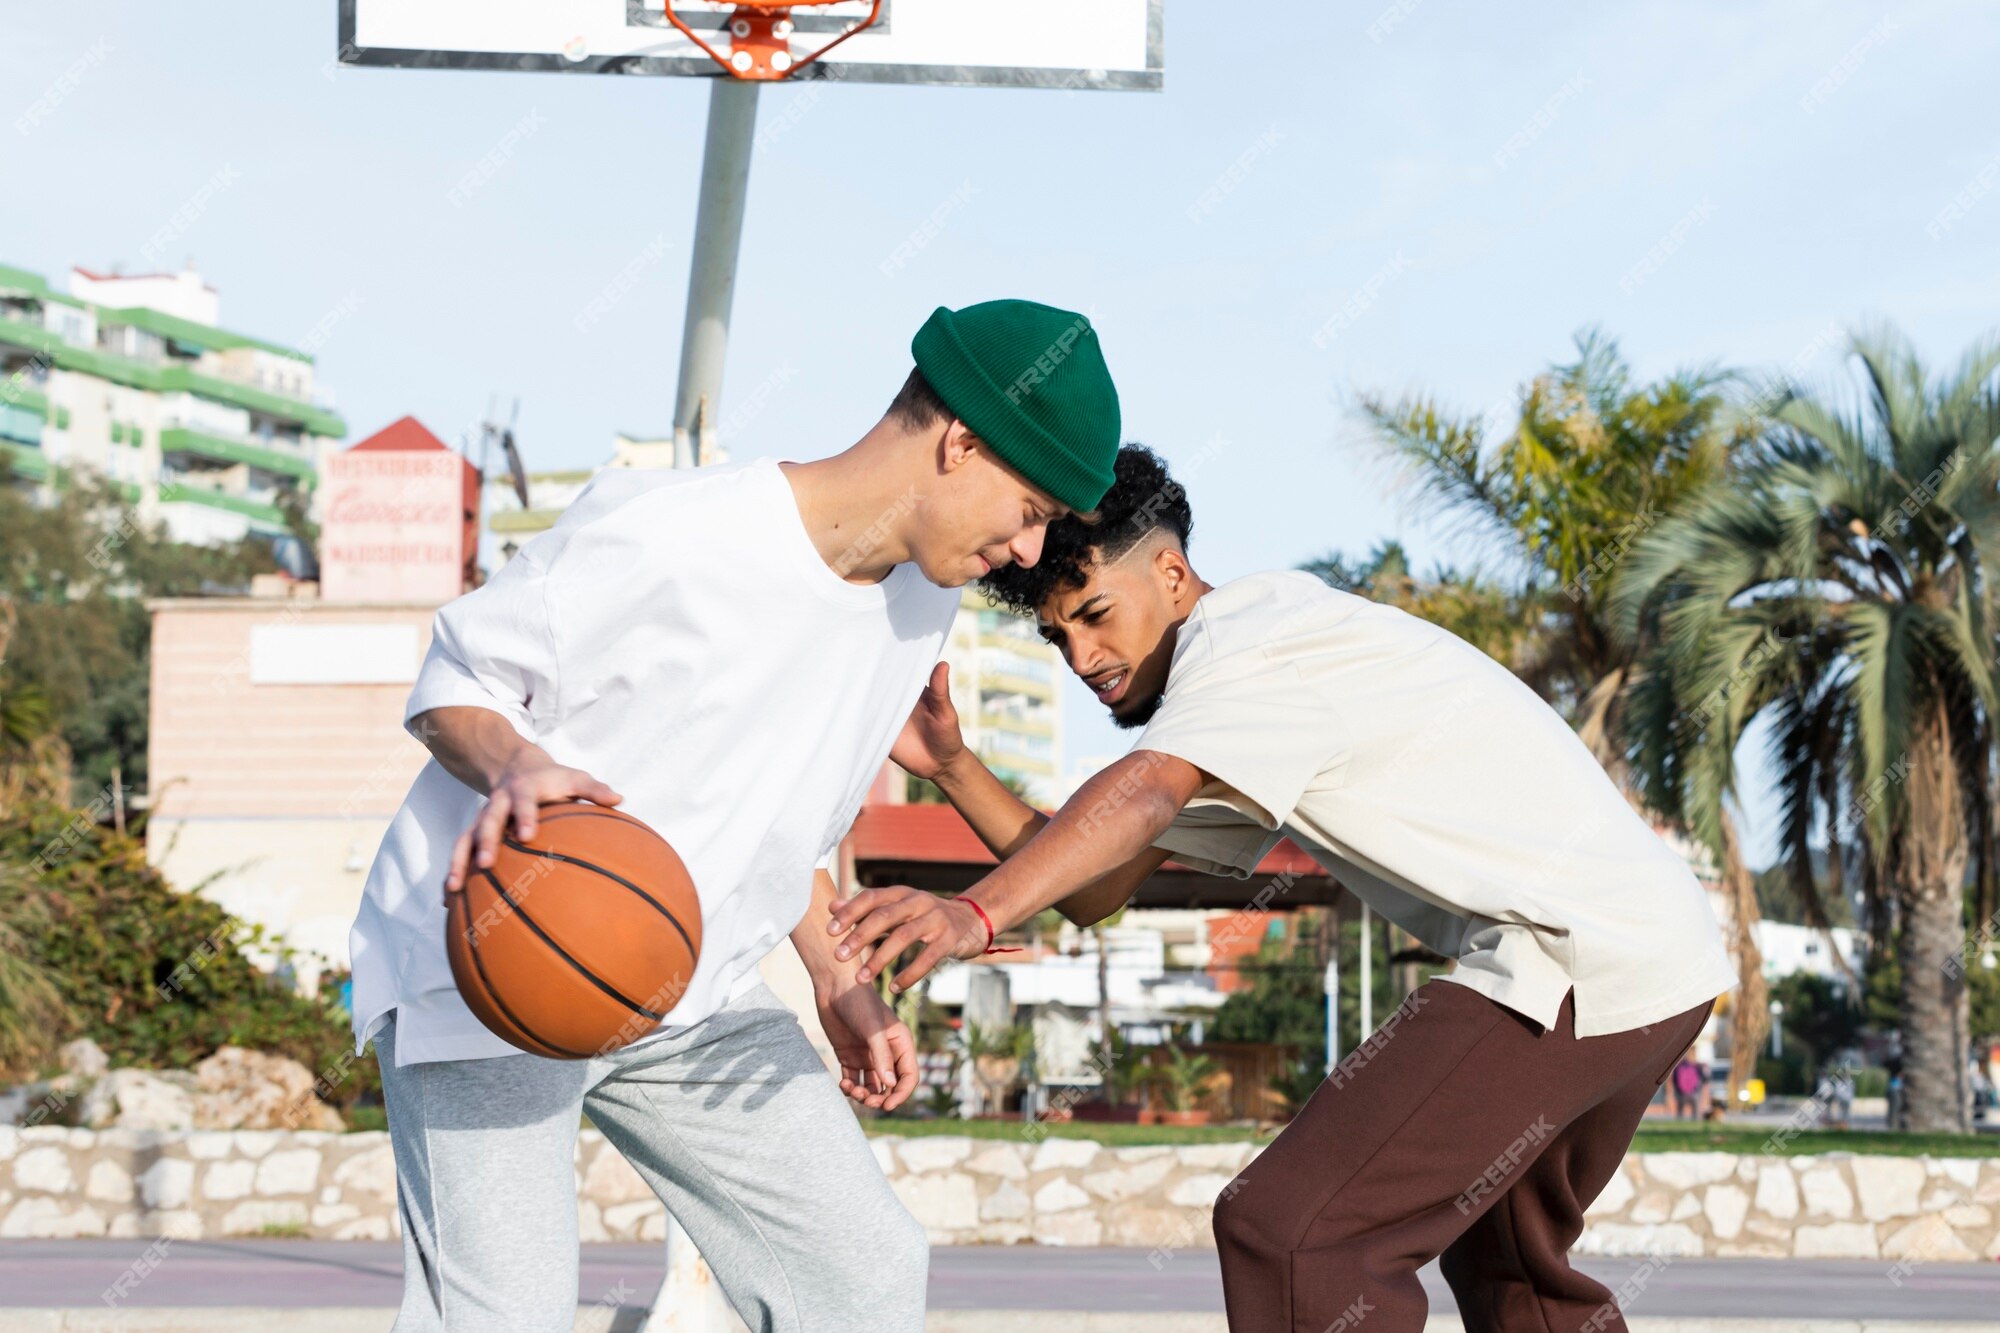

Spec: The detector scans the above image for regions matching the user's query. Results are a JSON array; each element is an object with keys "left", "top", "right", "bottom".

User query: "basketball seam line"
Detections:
[
  {"left": 499, "top": 835, "right": 698, "bottom": 959},
  {"left": 483, "top": 868, "right": 673, "bottom": 1024},
  {"left": 535, "top": 807, "right": 648, "bottom": 828},
  {"left": 463, "top": 881, "right": 593, "bottom": 1060}
]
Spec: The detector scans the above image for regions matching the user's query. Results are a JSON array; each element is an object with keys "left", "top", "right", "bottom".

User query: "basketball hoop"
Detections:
[{"left": 661, "top": 2, "right": 885, "bottom": 81}]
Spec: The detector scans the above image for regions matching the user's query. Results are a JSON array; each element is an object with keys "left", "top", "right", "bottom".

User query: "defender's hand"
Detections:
[
  {"left": 888, "top": 663, "right": 966, "bottom": 783},
  {"left": 828, "top": 886, "right": 987, "bottom": 993},
  {"left": 445, "top": 759, "right": 622, "bottom": 896}
]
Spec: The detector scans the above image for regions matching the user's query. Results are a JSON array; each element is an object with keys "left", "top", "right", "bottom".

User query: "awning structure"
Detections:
[{"left": 842, "top": 802, "right": 1344, "bottom": 911}]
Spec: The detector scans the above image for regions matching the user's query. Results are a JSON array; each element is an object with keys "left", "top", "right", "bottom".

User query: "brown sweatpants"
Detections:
[{"left": 1213, "top": 979, "right": 1714, "bottom": 1333}]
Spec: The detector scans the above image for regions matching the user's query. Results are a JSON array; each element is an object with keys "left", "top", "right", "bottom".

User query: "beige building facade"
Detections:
[{"left": 145, "top": 591, "right": 437, "bottom": 991}]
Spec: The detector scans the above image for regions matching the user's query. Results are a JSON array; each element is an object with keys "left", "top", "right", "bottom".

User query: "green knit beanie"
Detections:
[{"left": 910, "top": 299, "right": 1121, "bottom": 513}]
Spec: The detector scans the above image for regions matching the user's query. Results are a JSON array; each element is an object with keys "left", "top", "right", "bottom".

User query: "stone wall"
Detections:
[{"left": 4, "top": 1125, "right": 1997, "bottom": 1262}]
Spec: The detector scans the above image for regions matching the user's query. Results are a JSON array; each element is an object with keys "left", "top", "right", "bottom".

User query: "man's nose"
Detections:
[{"left": 1008, "top": 523, "right": 1046, "bottom": 569}]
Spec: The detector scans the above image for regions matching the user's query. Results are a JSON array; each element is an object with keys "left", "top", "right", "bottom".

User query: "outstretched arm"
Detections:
[
  {"left": 892, "top": 663, "right": 1181, "bottom": 926},
  {"left": 827, "top": 748, "right": 1208, "bottom": 990}
]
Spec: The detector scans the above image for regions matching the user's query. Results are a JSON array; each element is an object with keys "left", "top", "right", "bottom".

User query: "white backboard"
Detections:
[{"left": 338, "top": 0, "right": 1163, "bottom": 91}]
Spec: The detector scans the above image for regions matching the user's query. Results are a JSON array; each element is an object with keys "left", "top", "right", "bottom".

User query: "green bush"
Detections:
[
  {"left": 0, "top": 798, "right": 377, "bottom": 1112},
  {"left": 1754, "top": 1046, "right": 1814, "bottom": 1096}
]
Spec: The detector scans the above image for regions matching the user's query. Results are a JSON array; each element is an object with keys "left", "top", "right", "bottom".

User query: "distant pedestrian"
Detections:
[
  {"left": 1671, "top": 1056, "right": 1704, "bottom": 1118},
  {"left": 1887, "top": 1070, "right": 1907, "bottom": 1131},
  {"left": 1817, "top": 1065, "right": 1854, "bottom": 1129}
]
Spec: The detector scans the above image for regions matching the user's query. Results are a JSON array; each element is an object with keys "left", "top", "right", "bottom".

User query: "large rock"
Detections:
[
  {"left": 1585, "top": 1167, "right": 1635, "bottom": 1217},
  {"left": 1639, "top": 1153, "right": 1737, "bottom": 1189},
  {"left": 1082, "top": 1156, "right": 1176, "bottom": 1201},
  {"left": 331, "top": 1145, "right": 396, "bottom": 1203},
  {"left": 1754, "top": 1163, "right": 1799, "bottom": 1220},
  {"left": 897, "top": 1137, "right": 972, "bottom": 1174},
  {"left": 1029, "top": 1138, "right": 1099, "bottom": 1171},
  {"left": 582, "top": 1147, "right": 652, "bottom": 1206},
  {"left": 138, "top": 1159, "right": 195, "bottom": 1211},
  {"left": 1851, "top": 1157, "right": 1925, "bottom": 1222},
  {"left": 13, "top": 1146, "right": 75, "bottom": 1193},
  {"left": 78, "top": 1070, "right": 195, "bottom": 1132},
  {"left": 1881, "top": 1214, "right": 1977, "bottom": 1262},
  {"left": 254, "top": 1148, "right": 323, "bottom": 1197},
  {"left": 1798, "top": 1167, "right": 1854, "bottom": 1218},
  {"left": 1573, "top": 1222, "right": 1703, "bottom": 1257},
  {"left": 84, "top": 1160, "right": 134, "bottom": 1204},
  {"left": 1033, "top": 1180, "right": 1091, "bottom": 1214},
  {"left": 981, "top": 1182, "right": 1029, "bottom": 1221},
  {"left": 1167, "top": 1174, "right": 1234, "bottom": 1209},
  {"left": 57, "top": 1039, "right": 109, "bottom": 1080},
  {"left": 1703, "top": 1184, "right": 1749, "bottom": 1240},
  {"left": 1794, "top": 1222, "right": 1878, "bottom": 1258},
  {"left": 965, "top": 1145, "right": 1028, "bottom": 1180},
  {"left": 892, "top": 1172, "right": 978, "bottom": 1237},
  {"left": 193, "top": 1048, "right": 344, "bottom": 1132}
]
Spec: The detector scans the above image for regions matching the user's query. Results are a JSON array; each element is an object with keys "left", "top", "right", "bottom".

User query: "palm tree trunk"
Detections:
[
  {"left": 1720, "top": 810, "right": 1769, "bottom": 1109},
  {"left": 1896, "top": 700, "right": 1973, "bottom": 1133},
  {"left": 1978, "top": 748, "right": 1998, "bottom": 934}
]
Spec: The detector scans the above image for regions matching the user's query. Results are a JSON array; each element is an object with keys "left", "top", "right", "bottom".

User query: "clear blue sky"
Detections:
[{"left": 8, "top": 2, "right": 1997, "bottom": 869}]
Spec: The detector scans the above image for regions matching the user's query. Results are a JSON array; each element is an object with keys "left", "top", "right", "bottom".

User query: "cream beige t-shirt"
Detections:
[{"left": 1133, "top": 570, "right": 1737, "bottom": 1038}]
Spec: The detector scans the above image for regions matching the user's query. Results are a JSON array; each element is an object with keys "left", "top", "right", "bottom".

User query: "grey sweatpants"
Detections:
[{"left": 376, "top": 980, "right": 928, "bottom": 1332}]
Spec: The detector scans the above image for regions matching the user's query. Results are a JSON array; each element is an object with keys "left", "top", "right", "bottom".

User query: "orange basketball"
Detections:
[{"left": 446, "top": 801, "right": 702, "bottom": 1059}]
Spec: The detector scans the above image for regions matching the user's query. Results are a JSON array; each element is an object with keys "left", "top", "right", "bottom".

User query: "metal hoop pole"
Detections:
[{"left": 670, "top": 77, "right": 761, "bottom": 468}]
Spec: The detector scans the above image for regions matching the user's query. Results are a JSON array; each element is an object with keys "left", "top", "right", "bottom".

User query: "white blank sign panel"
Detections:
[{"left": 340, "top": 0, "right": 1162, "bottom": 90}]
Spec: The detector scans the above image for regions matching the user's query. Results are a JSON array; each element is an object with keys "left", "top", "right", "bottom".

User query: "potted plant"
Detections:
[
  {"left": 1148, "top": 1047, "right": 1225, "bottom": 1127},
  {"left": 1072, "top": 1027, "right": 1145, "bottom": 1123},
  {"left": 961, "top": 1021, "right": 1034, "bottom": 1118}
]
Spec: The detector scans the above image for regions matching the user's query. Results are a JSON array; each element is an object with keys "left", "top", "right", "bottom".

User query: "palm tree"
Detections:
[
  {"left": 1150, "top": 1045, "right": 1225, "bottom": 1115},
  {"left": 1354, "top": 331, "right": 1772, "bottom": 1083},
  {"left": 1613, "top": 326, "right": 2000, "bottom": 1133},
  {"left": 1357, "top": 329, "right": 1746, "bottom": 754},
  {"left": 1302, "top": 541, "right": 1537, "bottom": 679}
]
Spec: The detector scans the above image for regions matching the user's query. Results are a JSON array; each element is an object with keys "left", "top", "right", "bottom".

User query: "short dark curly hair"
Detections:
[{"left": 978, "top": 443, "right": 1193, "bottom": 616}]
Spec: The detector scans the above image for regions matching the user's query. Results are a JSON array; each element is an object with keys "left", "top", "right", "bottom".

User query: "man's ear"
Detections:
[
  {"left": 1154, "top": 541, "right": 1195, "bottom": 598},
  {"left": 938, "top": 418, "right": 983, "bottom": 475}
]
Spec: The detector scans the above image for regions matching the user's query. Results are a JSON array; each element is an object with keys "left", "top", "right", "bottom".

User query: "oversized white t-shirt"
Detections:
[
  {"left": 1133, "top": 570, "right": 1737, "bottom": 1038},
  {"left": 348, "top": 457, "right": 960, "bottom": 1066}
]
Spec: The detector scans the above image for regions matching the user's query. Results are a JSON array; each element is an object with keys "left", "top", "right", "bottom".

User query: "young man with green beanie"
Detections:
[{"left": 347, "top": 298, "right": 1119, "bottom": 1332}]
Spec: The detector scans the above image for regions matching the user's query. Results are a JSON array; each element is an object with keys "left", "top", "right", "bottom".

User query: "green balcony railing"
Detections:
[
  {"left": 156, "top": 482, "right": 288, "bottom": 528},
  {"left": 0, "top": 439, "right": 49, "bottom": 481},
  {"left": 159, "top": 426, "right": 315, "bottom": 481}
]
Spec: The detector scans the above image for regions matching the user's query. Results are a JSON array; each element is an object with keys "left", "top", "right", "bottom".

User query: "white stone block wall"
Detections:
[{"left": 4, "top": 1124, "right": 1997, "bottom": 1261}]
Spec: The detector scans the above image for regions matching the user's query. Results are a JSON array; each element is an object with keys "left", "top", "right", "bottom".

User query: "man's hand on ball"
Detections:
[
  {"left": 827, "top": 886, "right": 988, "bottom": 992},
  {"left": 446, "top": 757, "right": 623, "bottom": 896}
]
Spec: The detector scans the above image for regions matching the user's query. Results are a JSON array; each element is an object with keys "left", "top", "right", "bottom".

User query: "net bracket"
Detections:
[{"left": 661, "top": 1, "right": 886, "bottom": 81}]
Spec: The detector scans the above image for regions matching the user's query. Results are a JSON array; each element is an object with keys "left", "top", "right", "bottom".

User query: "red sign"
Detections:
[{"left": 320, "top": 450, "right": 465, "bottom": 604}]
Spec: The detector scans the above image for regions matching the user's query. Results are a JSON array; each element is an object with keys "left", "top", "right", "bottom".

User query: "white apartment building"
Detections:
[{"left": 0, "top": 261, "right": 344, "bottom": 549}]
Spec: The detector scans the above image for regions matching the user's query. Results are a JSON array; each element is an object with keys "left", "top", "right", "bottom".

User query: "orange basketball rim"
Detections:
[{"left": 662, "top": 1, "right": 885, "bottom": 81}]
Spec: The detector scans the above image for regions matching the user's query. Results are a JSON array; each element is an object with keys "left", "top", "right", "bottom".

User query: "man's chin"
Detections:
[{"left": 1108, "top": 689, "right": 1165, "bottom": 730}]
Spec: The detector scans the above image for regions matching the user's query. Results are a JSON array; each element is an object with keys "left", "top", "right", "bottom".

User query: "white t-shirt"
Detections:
[
  {"left": 1133, "top": 570, "right": 1737, "bottom": 1038},
  {"left": 348, "top": 457, "right": 960, "bottom": 1066}
]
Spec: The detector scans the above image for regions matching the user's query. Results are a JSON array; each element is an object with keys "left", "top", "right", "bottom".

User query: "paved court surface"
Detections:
[{"left": 1, "top": 1242, "right": 1995, "bottom": 1320}]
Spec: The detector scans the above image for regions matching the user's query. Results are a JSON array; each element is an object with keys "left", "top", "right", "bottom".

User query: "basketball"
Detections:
[{"left": 446, "top": 801, "right": 702, "bottom": 1060}]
